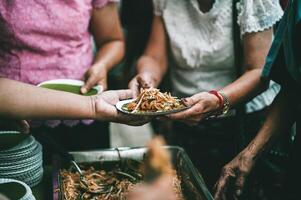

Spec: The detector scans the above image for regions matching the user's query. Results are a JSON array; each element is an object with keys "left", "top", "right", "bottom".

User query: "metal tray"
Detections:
[{"left": 52, "top": 146, "right": 213, "bottom": 200}]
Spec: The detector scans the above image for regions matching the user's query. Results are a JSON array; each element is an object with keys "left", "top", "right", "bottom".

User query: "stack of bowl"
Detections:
[
  {"left": 0, "top": 131, "right": 43, "bottom": 187},
  {"left": 0, "top": 178, "right": 36, "bottom": 200}
]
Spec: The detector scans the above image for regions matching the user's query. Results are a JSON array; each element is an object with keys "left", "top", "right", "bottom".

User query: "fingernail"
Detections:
[
  {"left": 181, "top": 98, "right": 188, "bottom": 102},
  {"left": 81, "top": 88, "right": 87, "bottom": 94}
]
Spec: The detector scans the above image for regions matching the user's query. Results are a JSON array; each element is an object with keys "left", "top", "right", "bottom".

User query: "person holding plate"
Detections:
[
  {"left": 0, "top": 78, "right": 149, "bottom": 127},
  {"left": 0, "top": 0, "right": 124, "bottom": 158},
  {"left": 128, "top": 0, "right": 288, "bottom": 197}
]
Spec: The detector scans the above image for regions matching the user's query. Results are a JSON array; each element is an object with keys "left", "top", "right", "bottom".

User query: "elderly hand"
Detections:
[
  {"left": 94, "top": 89, "right": 151, "bottom": 126},
  {"left": 167, "top": 92, "right": 220, "bottom": 126},
  {"left": 128, "top": 73, "right": 158, "bottom": 97},
  {"left": 81, "top": 63, "right": 108, "bottom": 94},
  {"left": 128, "top": 176, "right": 177, "bottom": 200},
  {"left": 214, "top": 150, "right": 257, "bottom": 200}
]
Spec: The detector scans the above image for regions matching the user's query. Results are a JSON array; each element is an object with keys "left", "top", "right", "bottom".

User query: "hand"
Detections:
[
  {"left": 167, "top": 92, "right": 220, "bottom": 126},
  {"left": 214, "top": 151, "right": 257, "bottom": 200},
  {"left": 81, "top": 63, "right": 108, "bottom": 94},
  {"left": 94, "top": 89, "right": 152, "bottom": 126},
  {"left": 0, "top": 120, "right": 30, "bottom": 134},
  {"left": 128, "top": 176, "right": 177, "bottom": 200},
  {"left": 128, "top": 73, "right": 158, "bottom": 97}
]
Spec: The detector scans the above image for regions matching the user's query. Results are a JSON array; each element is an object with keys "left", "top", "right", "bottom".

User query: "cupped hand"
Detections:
[
  {"left": 214, "top": 151, "right": 257, "bottom": 200},
  {"left": 128, "top": 73, "right": 158, "bottom": 97},
  {"left": 94, "top": 89, "right": 152, "bottom": 126},
  {"left": 81, "top": 63, "right": 108, "bottom": 94},
  {"left": 167, "top": 92, "right": 220, "bottom": 126}
]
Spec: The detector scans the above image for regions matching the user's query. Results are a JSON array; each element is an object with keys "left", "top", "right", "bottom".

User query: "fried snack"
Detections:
[{"left": 126, "top": 88, "right": 185, "bottom": 113}]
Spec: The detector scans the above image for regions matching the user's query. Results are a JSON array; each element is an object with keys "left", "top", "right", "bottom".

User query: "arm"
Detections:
[
  {"left": 0, "top": 78, "right": 150, "bottom": 126},
  {"left": 0, "top": 78, "right": 93, "bottom": 120},
  {"left": 214, "top": 88, "right": 296, "bottom": 200},
  {"left": 219, "top": 29, "right": 273, "bottom": 106},
  {"left": 128, "top": 16, "right": 168, "bottom": 96},
  {"left": 168, "top": 29, "right": 273, "bottom": 125},
  {"left": 81, "top": 3, "right": 125, "bottom": 93}
]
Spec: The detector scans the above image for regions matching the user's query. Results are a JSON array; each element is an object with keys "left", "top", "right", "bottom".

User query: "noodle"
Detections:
[{"left": 125, "top": 88, "right": 185, "bottom": 113}]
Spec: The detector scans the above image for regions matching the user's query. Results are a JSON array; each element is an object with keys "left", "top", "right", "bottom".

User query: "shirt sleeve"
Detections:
[
  {"left": 237, "top": 0, "right": 284, "bottom": 35},
  {"left": 153, "top": 0, "right": 166, "bottom": 16},
  {"left": 93, "top": 0, "right": 119, "bottom": 9}
]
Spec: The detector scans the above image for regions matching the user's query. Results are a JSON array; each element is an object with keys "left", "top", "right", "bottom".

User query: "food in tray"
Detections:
[
  {"left": 123, "top": 88, "right": 186, "bottom": 113},
  {"left": 60, "top": 162, "right": 184, "bottom": 200},
  {"left": 60, "top": 137, "right": 185, "bottom": 200}
]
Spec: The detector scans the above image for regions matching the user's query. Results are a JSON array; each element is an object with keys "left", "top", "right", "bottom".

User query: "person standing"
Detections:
[
  {"left": 0, "top": 0, "right": 124, "bottom": 160},
  {"left": 215, "top": 0, "right": 301, "bottom": 199}
]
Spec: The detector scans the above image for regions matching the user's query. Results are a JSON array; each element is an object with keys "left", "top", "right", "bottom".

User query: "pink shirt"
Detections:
[
  {"left": 0, "top": 0, "right": 117, "bottom": 85},
  {"left": 0, "top": 0, "right": 118, "bottom": 127}
]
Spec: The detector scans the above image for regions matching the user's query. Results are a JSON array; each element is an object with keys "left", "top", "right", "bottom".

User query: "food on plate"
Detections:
[{"left": 124, "top": 88, "right": 185, "bottom": 113}]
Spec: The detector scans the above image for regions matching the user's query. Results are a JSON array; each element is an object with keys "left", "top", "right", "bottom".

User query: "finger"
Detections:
[
  {"left": 128, "top": 78, "right": 140, "bottom": 98},
  {"left": 20, "top": 120, "right": 30, "bottom": 134},
  {"left": 214, "top": 170, "right": 235, "bottom": 200},
  {"left": 168, "top": 103, "right": 204, "bottom": 120},
  {"left": 81, "top": 74, "right": 98, "bottom": 94},
  {"left": 98, "top": 78, "right": 107, "bottom": 91},
  {"left": 137, "top": 75, "right": 152, "bottom": 88},
  {"left": 116, "top": 89, "right": 134, "bottom": 100},
  {"left": 234, "top": 174, "right": 247, "bottom": 198},
  {"left": 182, "top": 95, "right": 199, "bottom": 107},
  {"left": 0, "top": 120, "right": 30, "bottom": 134}
]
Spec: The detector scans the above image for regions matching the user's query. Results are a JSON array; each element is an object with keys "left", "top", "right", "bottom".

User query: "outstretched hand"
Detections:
[
  {"left": 94, "top": 89, "right": 152, "bottom": 126},
  {"left": 214, "top": 150, "right": 257, "bottom": 200}
]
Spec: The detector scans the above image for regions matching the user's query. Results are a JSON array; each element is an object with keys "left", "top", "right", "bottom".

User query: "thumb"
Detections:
[
  {"left": 234, "top": 173, "right": 247, "bottom": 198},
  {"left": 182, "top": 95, "right": 198, "bottom": 107},
  {"left": 117, "top": 89, "right": 134, "bottom": 101},
  {"left": 128, "top": 78, "right": 140, "bottom": 98},
  {"left": 81, "top": 75, "right": 97, "bottom": 94}
]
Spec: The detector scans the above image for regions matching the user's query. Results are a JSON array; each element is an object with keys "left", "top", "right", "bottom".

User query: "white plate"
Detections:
[
  {"left": 37, "top": 79, "right": 103, "bottom": 94},
  {"left": 116, "top": 99, "right": 190, "bottom": 116}
]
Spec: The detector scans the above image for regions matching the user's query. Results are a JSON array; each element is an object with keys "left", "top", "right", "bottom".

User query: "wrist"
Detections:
[
  {"left": 207, "top": 90, "right": 230, "bottom": 116},
  {"left": 243, "top": 142, "right": 263, "bottom": 161},
  {"left": 88, "top": 95, "right": 98, "bottom": 120}
]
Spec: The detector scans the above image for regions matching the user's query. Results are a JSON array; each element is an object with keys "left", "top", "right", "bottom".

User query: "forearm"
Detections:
[
  {"left": 94, "top": 40, "right": 125, "bottom": 71},
  {"left": 0, "top": 78, "right": 95, "bottom": 120},
  {"left": 219, "top": 68, "right": 266, "bottom": 107},
  {"left": 220, "top": 30, "right": 273, "bottom": 107},
  {"left": 243, "top": 89, "right": 296, "bottom": 158}
]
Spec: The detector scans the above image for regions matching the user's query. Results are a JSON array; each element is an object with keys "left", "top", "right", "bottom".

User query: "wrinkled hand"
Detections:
[
  {"left": 81, "top": 63, "right": 108, "bottom": 94},
  {"left": 128, "top": 176, "right": 177, "bottom": 200},
  {"left": 214, "top": 151, "right": 257, "bottom": 200},
  {"left": 0, "top": 120, "right": 30, "bottom": 134},
  {"left": 94, "top": 90, "right": 152, "bottom": 126},
  {"left": 128, "top": 73, "right": 158, "bottom": 97},
  {"left": 167, "top": 92, "right": 220, "bottom": 126}
]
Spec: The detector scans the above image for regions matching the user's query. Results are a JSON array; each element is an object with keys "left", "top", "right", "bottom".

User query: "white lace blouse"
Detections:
[{"left": 153, "top": 0, "right": 283, "bottom": 113}]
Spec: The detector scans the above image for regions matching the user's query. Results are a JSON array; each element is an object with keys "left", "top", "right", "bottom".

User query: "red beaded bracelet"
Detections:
[{"left": 208, "top": 90, "right": 224, "bottom": 110}]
